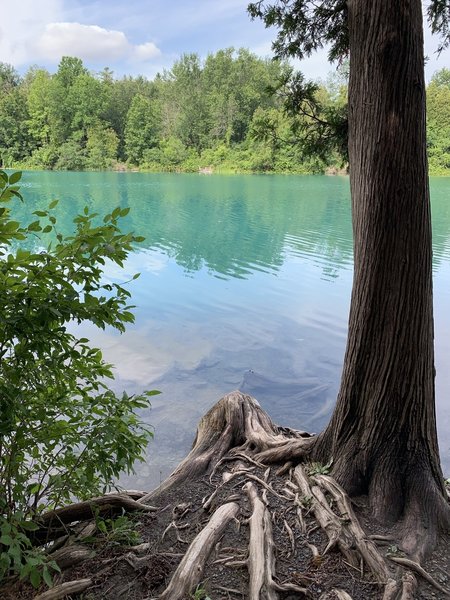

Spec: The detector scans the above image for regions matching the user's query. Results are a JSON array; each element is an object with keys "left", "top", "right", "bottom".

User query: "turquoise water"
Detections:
[{"left": 18, "top": 171, "right": 450, "bottom": 487}]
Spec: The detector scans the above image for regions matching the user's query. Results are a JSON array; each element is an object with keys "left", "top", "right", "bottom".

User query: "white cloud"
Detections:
[
  {"left": 37, "top": 22, "right": 129, "bottom": 61},
  {"left": 35, "top": 22, "right": 161, "bottom": 64},
  {"left": 134, "top": 42, "right": 162, "bottom": 61},
  {"left": 0, "top": 0, "right": 63, "bottom": 66}
]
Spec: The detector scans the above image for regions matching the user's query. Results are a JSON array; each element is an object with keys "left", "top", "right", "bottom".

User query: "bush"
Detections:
[
  {"left": 0, "top": 171, "right": 157, "bottom": 586},
  {"left": 54, "top": 137, "right": 86, "bottom": 170}
]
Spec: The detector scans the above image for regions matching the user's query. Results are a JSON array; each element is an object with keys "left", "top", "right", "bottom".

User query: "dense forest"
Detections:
[{"left": 0, "top": 50, "right": 449, "bottom": 174}]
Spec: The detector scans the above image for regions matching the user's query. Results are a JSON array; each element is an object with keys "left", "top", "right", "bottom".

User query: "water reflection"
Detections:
[{"left": 17, "top": 171, "right": 450, "bottom": 485}]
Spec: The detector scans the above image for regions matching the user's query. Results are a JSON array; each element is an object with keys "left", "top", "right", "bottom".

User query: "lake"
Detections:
[{"left": 18, "top": 171, "right": 450, "bottom": 487}]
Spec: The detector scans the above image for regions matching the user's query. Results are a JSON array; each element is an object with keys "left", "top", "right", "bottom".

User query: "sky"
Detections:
[{"left": 1, "top": 0, "right": 449, "bottom": 83}]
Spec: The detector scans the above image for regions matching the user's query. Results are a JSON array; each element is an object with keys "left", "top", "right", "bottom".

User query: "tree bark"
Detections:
[{"left": 312, "top": 0, "right": 449, "bottom": 557}]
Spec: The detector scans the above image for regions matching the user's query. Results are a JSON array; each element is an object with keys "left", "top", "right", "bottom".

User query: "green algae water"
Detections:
[{"left": 18, "top": 171, "right": 450, "bottom": 487}]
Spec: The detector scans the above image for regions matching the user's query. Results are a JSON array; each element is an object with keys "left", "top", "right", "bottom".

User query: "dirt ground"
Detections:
[{"left": 4, "top": 469, "right": 449, "bottom": 600}]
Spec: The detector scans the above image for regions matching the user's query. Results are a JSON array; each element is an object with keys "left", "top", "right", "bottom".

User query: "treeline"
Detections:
[{"left": 0, "top": 52, "right": 449, "bottom": 174}]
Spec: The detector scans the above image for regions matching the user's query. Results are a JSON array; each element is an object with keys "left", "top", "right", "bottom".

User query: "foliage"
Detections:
[
  {"left": 306, "top": 459, "right": 333, "bottom": 476},
  {"left": 54, "top": 136, "right": 87, "bottom": 170},
  {"left": 86, "top": 123, "right": 119, "bottom": 170},
  {"left": 427, "top": 68, "right": 450, "bottom": 174},
  {"left": 0, "top": 63, "right": 21, "bottom": 93},
  {"left": 0, "top": 49, "right": 448, "bottom": 173},
  {"left": 248, "top": 0, "right": 348, "bottom": 63},
  {"left": 191, "top": 584, "right": 212, "bottom": 600},
  {"left": 0, "top": 170, "right": 158, "bottom": 584},
  {"left": 248, "top": 2, "right": 450, "bottom": 175},
  {"left": 93, "top": 513, "right": 143, "bottom": 547},
  {"left": 0, "top": 50, "right": 346, "bottom": 174},
  {"left": 0, "top": 88, "right": 36, "bottom": 166},
  {"left": 125, "top": 94, "right": 160, "bottom": 164},
  {"left": 0, "top": 509, "right": 60, "bottom": 588},
  {"left": 428, "top": 0, "right": 450, "bottom": 53},
  {"left": 249, "top": 1, "right": 450, "bottom": 61}
]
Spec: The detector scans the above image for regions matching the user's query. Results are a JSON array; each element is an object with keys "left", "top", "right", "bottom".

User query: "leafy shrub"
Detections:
[{"left": 0, "top": 171, "right": 157, "bottom": 585}]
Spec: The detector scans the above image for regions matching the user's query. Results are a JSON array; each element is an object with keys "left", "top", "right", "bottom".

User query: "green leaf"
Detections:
[
  {"left": 49, "top": 199, "right": 59, "bottom": 209},
  {"left": 0, "top": 182, "right": 152, "bottom": 543},
  {"left": 0, "top": 535, "right": 13, "bottom": 546},
  {"left": 9, "top": 189, "right": 23, "bottom": 201},
  {"left": 30, "top": 568, "right": 41, "bottom": 589},
  {"left": 27, "top": 221, "right": 42, "bottom": 232},
  {"left": 19, "top": 521, "right": 39, "bottom": 532},
  {"left": 8, "top": 172, "right": 22, "bottom": 184},
  {"left": 3, "top": 220, "right": 20, "bottom": 232},
  {"left": 97, "top": 520, "right": 108, "bottom": 534},
  {"left": 42, "top": 566, "right": 53, "bottom": 587}
]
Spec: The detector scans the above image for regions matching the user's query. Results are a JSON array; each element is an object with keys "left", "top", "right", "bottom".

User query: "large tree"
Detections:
[{"left": 249, "top": 0, "right": 450, "bottom": 558}]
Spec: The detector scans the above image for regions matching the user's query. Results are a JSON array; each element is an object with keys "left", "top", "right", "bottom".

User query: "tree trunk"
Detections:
[{"left": 313, "top": 0, "right": 449, "bottom": 557}]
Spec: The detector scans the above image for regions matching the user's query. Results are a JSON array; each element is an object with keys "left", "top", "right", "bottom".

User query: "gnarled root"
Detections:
[
  {"left": 313, "top": 474, "right": 391, "bottom": 582},
  {"left": 33, "top": 578, "right": 92, "bottom": 600},
  {"left": 158, "top": 501, "right": 240, "bottom": 600},
  {"left": 141, "top": 391, "right": 314, "bottom": 502},
  {"left": 17, "top": 392, "right": 449, "bottom": 600},
  {"left": 244, "top": 481, "right": 309, "bottom": 599},
  {"left": 390, "top": 556, "right": 450, "bottom": 597},
  {"left": 33, "top": 493, "right": 157, "bottom": 544}
]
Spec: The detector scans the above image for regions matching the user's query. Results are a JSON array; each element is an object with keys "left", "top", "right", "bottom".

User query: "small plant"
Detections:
[
  {"left": 386, "top": 545, "right": 400, "bottom": 556},
  {"left": 307, "top": 459, "right": 333, "bottom": 476},
  {"left": 191, "top": 584, "right": 212, "bottom": 600},
  {"left": 95, "top": 513, "right": 142, "bottom": 547},
  {"left": 300, "top": 494, "right": 313, "bottom": 508}
]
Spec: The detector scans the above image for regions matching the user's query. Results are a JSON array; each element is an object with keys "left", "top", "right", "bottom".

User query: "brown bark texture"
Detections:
[{"left": 312, "top": 0, "right": 449, "bottom": 556}]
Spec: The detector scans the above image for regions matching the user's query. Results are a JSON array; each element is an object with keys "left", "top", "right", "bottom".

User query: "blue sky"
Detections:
[{"left": 2, "top": 0, "right": 449, "bottom": 82}]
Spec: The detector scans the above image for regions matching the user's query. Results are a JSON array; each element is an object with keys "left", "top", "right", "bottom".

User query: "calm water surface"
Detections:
[{"left": 19, "top": 171, "right": 450, "bottom": 486}]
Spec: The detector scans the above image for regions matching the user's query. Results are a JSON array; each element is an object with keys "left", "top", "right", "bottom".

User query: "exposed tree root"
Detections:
[
  {"left": 8, "top": 392, "right": 447, "bottom": 600},
  {"left": 33, "top": 578, "right": 92, "bottom": 600},
  {"left": 140, "top": 391, "right": 314, "bottom": 502},
  {"left": 49, "top": 544, "right": 94, "bottom": 570},
  {"left": 246, "top": 480, "right": 310, "bottom": 598},
  {"left": 155, "top": 501, "right": 240, "bottom": 600},
  {"left": 400, "top": 571, "right": 417, "bottom": 600},
  {"left": 147, "top": 393, "right": 449, "bottom": 599},
  {"left": 313, "top": 474, "right": 391, "bottom": 583},
  {"left": 40, "top": 493, "right": 157, "bottom": 528},
  {"left": 389, "top": 556, "right": 450, "bottom": 596},
  {"left": 32, "top": 493, "right": 157, "bottom": 544}
]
